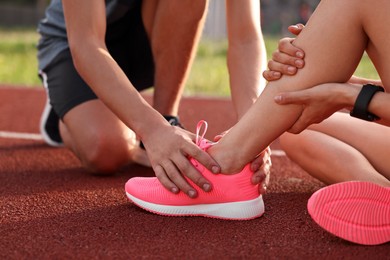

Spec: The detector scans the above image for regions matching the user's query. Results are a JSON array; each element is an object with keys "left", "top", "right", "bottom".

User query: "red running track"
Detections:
[{"left": 0, "top": 86, "right": 388, "bottom": 259}]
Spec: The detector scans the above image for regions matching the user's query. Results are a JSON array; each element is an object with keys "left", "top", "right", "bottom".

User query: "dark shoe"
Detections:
[
  {"left": 140, "top": 115, "right": 184, "bottom": 149},
  {"left": 163, "top": 115, "right": 184, "bottom": 128},
  {"left": 40, "top": 99, "right": 63, "bottom": 147}
]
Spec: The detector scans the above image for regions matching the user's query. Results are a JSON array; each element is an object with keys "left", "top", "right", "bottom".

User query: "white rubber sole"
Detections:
[
  {"left": 126, "top": 192, "right": 265, "bottom": 220},
  {"left": 39, "top": 98, "right": 62, "bottom": 147},
  {"left": 39, "top": 71, "right": 63, "bottom": 147}
]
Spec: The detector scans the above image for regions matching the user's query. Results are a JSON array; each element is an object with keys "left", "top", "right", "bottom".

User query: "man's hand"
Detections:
[
  {"left": 250, "top": 147, "right": 272, "bottom": 195},
  {"left": 263, "top": 24, "right": 306, "bottom": 81},
  {"left": 144, "top": 124, "right": 220, "bottom": 198}
]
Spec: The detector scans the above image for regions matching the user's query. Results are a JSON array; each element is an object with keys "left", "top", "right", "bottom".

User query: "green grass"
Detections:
[
  {"left": 0, "top": 28, "right": 379, "bottom": 95},
  {"left": 186, "top": 40, "right": 230, "bottom": 96},
  {"left": 0, "top": 27, "right": 40, "bottom": 86}
]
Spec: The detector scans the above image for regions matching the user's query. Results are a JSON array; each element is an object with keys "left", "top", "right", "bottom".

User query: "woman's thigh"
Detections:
[{"left": 309, "top": 112, "right": 390, "bottom": 178}]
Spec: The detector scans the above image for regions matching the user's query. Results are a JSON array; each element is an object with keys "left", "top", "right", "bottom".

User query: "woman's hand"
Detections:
[
  {"left": 263, "top": 24, "right": 306, "bottom": 81},
  {"left": 274, "top": 83, "right": 360, "bottom": 133},
  {"left": 263, "top": 24, "right": 382, "bottom": 87}
]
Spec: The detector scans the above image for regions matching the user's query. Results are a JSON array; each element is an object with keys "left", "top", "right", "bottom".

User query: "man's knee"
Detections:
[{"left": 79, "top": 130, "right": 131, "bottom": 175}]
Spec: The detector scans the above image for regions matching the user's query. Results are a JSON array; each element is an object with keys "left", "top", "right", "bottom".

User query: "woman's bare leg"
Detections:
[
  {"left": 280, "top": 112, "right": 390, "bottom": 186},
  {"left": 209, "top": 0, "right": 390, "bottom": 173}
]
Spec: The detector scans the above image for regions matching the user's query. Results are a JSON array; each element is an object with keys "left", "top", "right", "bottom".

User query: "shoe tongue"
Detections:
[{"left": 198, "top": 139, "right": 214, "bottom": 151}]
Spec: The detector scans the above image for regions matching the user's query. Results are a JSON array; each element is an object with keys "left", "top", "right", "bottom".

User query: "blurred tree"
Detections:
[
  {"left": 36, "top": 0, "right": 48, "bottom": 15},
  {"left": 0, "top": 0, "right": 49, "bottom": 7},
  {"left": 0, "top": 0, "right": 49, "bottom": 26},
  {"left": 1, "top": 0, "right": 34, "bottom": 5}
]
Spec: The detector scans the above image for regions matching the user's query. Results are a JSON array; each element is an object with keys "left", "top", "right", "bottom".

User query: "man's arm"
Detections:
[
  {"left": 225, "top": 0, "right": 267, "bottom": 119},
  {"left": 62, "top": 0, "right": 220, "bottom": 197},
  {"left": 63, "top": 1, "right": 160, "bottom": 133},
  {"left": 224, "top": 0, "right": 271, "bottom": 193}
]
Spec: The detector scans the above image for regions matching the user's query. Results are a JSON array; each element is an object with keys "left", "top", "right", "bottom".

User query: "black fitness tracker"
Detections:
[{"left": 350, "top": 84, "right": 384, "bottom": 121}]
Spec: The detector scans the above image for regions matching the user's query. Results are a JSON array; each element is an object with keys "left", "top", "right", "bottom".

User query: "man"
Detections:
[{"left": 37, "top": 0, "right": 269, "bottom": 198}]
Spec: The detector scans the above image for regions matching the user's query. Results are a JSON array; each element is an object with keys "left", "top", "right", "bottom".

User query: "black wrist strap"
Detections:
[
  {"left": 350, "top": 84, "right": 384, "bottom": 121},
  {"left": 139, "top": 115, "right": 184, "bottom": 150}
]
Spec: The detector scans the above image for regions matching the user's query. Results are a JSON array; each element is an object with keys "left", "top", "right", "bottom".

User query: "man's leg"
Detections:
[
  {"left": 210, "top": 0, "right": 390, "bottom": 173},
  {"left": 141, "top": 0, "right": 208, "bottom": 116},
  {"left": 60, "top": 100, "right": 149, "bottom": 174},
  {"left": 43, "top": 49, "right": 150, "bottom": 175}
]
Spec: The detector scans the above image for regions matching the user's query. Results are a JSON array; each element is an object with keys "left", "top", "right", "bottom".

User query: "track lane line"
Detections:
[
  {"left": 0, "top": 130, "right": 286, "bottom": 156},
  {"left": 0, "top": 131, "right": 43, "bottom": 141}
]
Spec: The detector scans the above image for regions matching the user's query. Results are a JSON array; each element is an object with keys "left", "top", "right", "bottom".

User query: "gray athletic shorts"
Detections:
[{"left": 40, "top": 4, "right": 154, "bottom": 119}]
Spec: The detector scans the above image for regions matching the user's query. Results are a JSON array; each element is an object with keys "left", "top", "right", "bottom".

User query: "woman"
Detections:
[
  {"left": 264, "top": 23, "right": 390, "bottom": 187},
  {"left": 263, "top": 23, "right": 390, "bottom": 245},
  {"left": 126, "top": 0, "right": 390, "bottom": 245}
]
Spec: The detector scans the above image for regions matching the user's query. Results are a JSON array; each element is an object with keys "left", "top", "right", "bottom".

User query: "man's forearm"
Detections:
[
  {"left": 71, "top": 43, "right": 166, "bottom": 136},
  {"left": 227, "top": 39, "right": 267, "bottom": 120}
]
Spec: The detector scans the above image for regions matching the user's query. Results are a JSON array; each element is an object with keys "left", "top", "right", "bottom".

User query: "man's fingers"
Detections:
[
  {"left": 251, "top": 158, "right": 271, "bottom": 195},
  {"left": 187, "top": 144, "right": 220, "bottom": 174},
  {"left": 159, "top": 160, "right": 199, "bottom": 198},
  {"left": 250, "top": 156, "right": 264, "bottom": 172},
  {"left": 153, "top": 164, "right": 180, "bottom": 194},
  {"left": 174, "top": 155, "right": 212, "bottom": 193},
  {"left": 251, "top": 171, "right": 265, "bottom": 185},
  {"left": 251, "top": 147, "right": 272, "bottom": 186},
  {"left": 259, "top": 184, "right": 267, "bottom": 195}
]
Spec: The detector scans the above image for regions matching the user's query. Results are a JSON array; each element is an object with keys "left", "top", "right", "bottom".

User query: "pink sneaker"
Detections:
[
  {"left": 125, "top": 120, "right": 264, "bottom": 220},
  {"left": 307, "top": 181, "right": 390, "bottom": 245}
]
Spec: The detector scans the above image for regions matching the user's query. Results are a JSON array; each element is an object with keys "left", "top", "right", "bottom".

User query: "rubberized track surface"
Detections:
[{"left": 0, "top": 86, "right": 389, "bottom": 259}]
